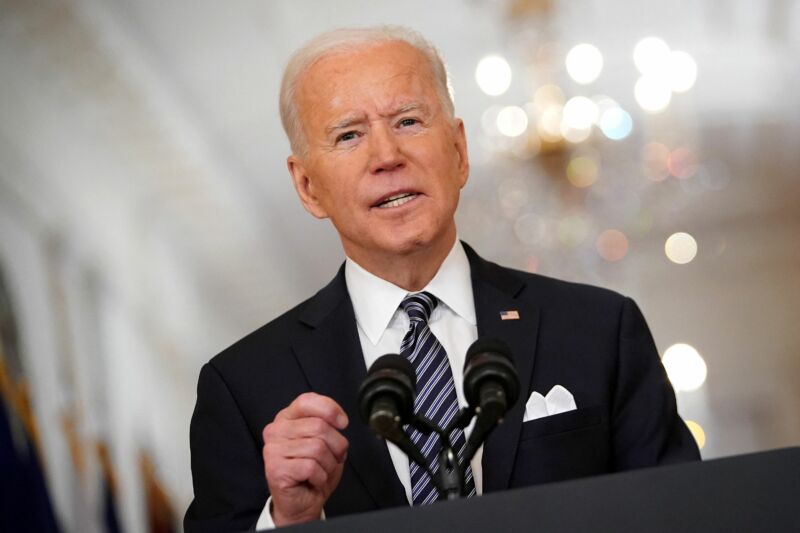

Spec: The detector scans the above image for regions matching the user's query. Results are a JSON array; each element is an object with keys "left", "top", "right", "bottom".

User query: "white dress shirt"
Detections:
[{"left": 257, "top": 239, "right": 481, "bottom": 529}]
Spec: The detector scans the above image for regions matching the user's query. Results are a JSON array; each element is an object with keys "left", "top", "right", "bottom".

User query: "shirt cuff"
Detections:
[{"left": 255, "top": 496, "right": 326, "bottom": 530}]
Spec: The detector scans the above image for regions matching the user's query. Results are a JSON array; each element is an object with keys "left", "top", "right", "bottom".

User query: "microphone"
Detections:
[
  {"left": 358, "top": 354, "right": 415, "bottom": 436},
  {"left": 461, "top": 338, "right": 520, "bottom": 462},
  {"left": 357, "top": 354, "right": 429, "bottom": 471}
]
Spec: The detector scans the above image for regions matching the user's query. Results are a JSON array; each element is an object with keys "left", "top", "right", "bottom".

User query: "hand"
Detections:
[{"left": 262, "top": 392, "right": 349, "bottom": 526}]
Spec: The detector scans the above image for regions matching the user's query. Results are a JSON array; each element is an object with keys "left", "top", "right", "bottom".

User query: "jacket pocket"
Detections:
[{"left": 519, "top": 405, "right": 604, "bottom": 441}]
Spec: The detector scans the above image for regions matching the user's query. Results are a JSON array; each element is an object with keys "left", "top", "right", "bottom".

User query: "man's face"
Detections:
[{"left": 288, "top": 41, "right": 469, "bottom": 262}]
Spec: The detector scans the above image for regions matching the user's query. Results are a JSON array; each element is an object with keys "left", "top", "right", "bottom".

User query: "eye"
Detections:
[
  {"left": 398, "top": 117, "right": 419, "bottom": 128},
  {"left": 336, "top": 131, "right": 360, "bottom": 143}
]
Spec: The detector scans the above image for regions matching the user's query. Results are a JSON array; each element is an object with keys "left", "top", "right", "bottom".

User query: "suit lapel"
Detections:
[
  {"left": 291, "top": 267, "right": 407, "bottom": 509},
  {"left": 465, "top": 244, "right": 540, "bottom": 493}
]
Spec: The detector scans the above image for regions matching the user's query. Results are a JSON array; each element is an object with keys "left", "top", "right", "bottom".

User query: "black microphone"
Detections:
[
  {"left": 357, "top": 354, "right": 429, "bottom": 472},
  {"left": 461, "top": 338, "right": 520, "bottom": 462},
  {"left": 358, "top": 354, "right": 415, "bottom": 436}
]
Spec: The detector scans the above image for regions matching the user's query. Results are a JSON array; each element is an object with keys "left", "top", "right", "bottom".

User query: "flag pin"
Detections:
[{"left": 500, "top": 310, "right": 520, "bottom": 320}]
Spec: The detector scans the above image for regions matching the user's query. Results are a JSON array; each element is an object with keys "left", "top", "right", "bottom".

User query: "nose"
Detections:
[{"left": 368, "top": 124, "right": 405, "bottom": 174}]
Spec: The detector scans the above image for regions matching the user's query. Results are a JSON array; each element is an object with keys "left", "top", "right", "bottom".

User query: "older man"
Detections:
[{"left": 184, "top": 26, "right": 699, "bottom": 532}]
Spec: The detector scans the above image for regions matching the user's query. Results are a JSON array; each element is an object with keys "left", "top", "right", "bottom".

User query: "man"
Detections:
[{"left": 184, "top": 26, "right": 699, "bottom": 532}]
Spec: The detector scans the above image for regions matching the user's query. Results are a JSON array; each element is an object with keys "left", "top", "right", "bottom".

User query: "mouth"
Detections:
[{"left": 373, "top": 192, "right": 420, "bottom": 209}]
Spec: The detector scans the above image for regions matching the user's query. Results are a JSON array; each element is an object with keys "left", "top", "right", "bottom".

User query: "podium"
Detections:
[{"left": 283, "top": 447, "right": 799, "bottom": 532}]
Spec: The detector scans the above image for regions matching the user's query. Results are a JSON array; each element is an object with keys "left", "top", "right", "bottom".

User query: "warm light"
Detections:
[
  {"left": 561, "top": 124, "right": 592, "bottom": 143},
  {"left": 635, "top": 75, "right": 672, "bottom": 112},
  {"left": 557, "top": 215, "right": 590, "bottom": 246},
  {"left": 567, "top": 156, "right": 599, "bottom": 188},
  {"left": 685, "top": 420, "right": 706, "bottom": 449},
  {"left": 596, "top": 229, "right": 629, "bottom": 262},
  {"left": 668, "top": 50, "right": 698, "bottom": 93},
  {"left": 562, "top": 96, "right": 599, "bottom": 130},
  {"left": 476, "top": 55, "right": 512, "bottom": 96},
  {"left": 561, "top": 97, "right": 597, "bottom": 143},
  {"left": 665, "top": 232, "right": 698, "bottom": 264},
  {"left": 565, "top": 43, "right": 604, "bottom": 84},
  {"left": 533, "top": 84, "right": 565, "bottom": 110},
  {"left": 642, "top": 142, "right": 671, "bottom": 181},
  {"left": 537, "top": 105, "right": 563, "bottom": 142},
  {"left": 667, "top": 147, "right": 698, "bottom": 179},
  {"left": 633, "top": 37, "right": 671, "bottom": 75},
  {"left": 662, "top": 343, "right": 707, "bottom": 392},
  {"left": 599, "top": 107, "right": 633, "bottom": 140},
  {"left": 496, "top": 106, "right": 529, "bottom": 137}
]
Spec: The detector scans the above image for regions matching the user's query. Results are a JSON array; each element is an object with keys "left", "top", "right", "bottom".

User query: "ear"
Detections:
[
  {"left": 452, "top": 118, "right": 470, "bottom": 189},
  {"left": 287, "top": 155, "right": 330, "bottom": 219}
]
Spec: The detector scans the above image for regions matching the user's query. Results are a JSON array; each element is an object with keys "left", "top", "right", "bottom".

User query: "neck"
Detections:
[{"left": 344, "top": 229, "right": 457, "bottom": 292}]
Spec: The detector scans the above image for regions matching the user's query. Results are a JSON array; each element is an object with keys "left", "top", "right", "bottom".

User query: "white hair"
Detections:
[{"left": 279, "top": 25, "right": 454, "bottom": 155}]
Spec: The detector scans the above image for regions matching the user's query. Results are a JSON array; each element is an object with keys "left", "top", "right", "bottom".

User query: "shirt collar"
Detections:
[{"left": 345, "top": 239, "right": 476, "bottom": 345}]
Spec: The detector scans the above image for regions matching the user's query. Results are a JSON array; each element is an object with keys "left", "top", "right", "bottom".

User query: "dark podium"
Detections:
[{"left": 283, "top": 447, "right": 799, "bottom": 532}]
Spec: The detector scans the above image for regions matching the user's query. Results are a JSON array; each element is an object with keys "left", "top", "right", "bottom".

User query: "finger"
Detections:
[
  {"left": 270, "top": 437, "right": 340, "bottom": 475},
  {"left": 286, "top": 457, "right": 329, "bottom": 489},
  {"left": 263, "top": 417, "right": 349, "bottom": 461},
  {"left": 276, "top": 392, "right": 348, "bottom": 429}
]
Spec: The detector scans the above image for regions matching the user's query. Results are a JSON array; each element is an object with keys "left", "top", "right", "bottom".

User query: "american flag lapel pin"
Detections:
[{"left": 499, "top": 310, "right": 520, "bottom": 320}]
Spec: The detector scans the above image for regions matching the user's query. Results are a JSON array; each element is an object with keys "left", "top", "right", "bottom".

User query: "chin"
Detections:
[{"left": 377, "top": 226, "right": 448, "bottom": 256}]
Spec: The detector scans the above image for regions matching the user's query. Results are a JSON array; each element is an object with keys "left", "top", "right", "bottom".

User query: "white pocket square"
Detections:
[{"left": 523, "top": 385, "right": 577, "bottom": 422}]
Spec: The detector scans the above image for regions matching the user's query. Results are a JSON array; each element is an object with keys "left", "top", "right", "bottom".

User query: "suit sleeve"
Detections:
[
  {"left": 184, "top": 362, "right": 268, "bottom": 533},
  {"left": 611, "top": 297, "right": 701, "bottom": 469}
]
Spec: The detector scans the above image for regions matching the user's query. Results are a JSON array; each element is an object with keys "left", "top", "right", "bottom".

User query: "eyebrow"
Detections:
[
  {"left": 325, "top": 103, "right": 429, "bottom": 135},
  {"left": 326, "top": 114, "right": 367, "bottom": 135}
]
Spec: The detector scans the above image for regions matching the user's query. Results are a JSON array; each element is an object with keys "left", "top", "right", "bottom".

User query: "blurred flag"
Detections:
[
  {"left": 97, "top": 441, "right": 122, "bottom": 533},
  {"left": 139, "top": 450, "right": 177, "bottom": 533},
  {"left": 0, "top": 359, "right": 61, "bottom": 533},
  {"left": 1, "top": 266, "right": 61, "bottom": 532}
]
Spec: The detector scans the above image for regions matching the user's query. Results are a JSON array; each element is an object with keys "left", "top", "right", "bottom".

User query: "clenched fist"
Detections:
[{"left": 262, "top": 392, "right": 349, "bottom": 526}]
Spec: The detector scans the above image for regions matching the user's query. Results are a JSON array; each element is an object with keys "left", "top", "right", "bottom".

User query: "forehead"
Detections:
[{"left": 294, "top": 41, "right": 439, "bottom": 125}]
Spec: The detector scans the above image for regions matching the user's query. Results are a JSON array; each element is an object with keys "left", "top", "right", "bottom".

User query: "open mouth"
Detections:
[{"left": 374, "top": 192, "right": 419, "bottom": 209}]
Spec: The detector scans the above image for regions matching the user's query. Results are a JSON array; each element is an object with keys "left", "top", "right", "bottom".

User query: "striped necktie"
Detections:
[{"left": 400, "top": 292, "right": 476, "bottom": 505}]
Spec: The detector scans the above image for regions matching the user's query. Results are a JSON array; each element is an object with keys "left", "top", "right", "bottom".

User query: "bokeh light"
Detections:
[
  {"left": 514, "top": 213, "right": 547, "bottom": 245},
  {"left": 599, "top": 107, "right": 633, "bottom": 140},
  {"left": 496, "top": 106, "right": 529, "bottom": 137},
  {"left": 642, "top": 142, "right": 671, "bottom": 181},
  {"left": 634, "top": 74, "right": 672, "bottom": 112},
  {"left": 562, "top": 96, "right": 599, "bottom": 130},
  {"left": 481, "top": 105, "right": 502, "bottom": 136},
  {"left": 565, "top": 43, "right": 604, "bottom": 84},
  {"left": 476, "top": 55, "right": 512, "bottom": 96},
  {"left": 497, "top": 177, "right": 529, "bottom": 217},
  {"left": 668, "top": 50, "right": 698, "bottom": 92},
  {"left": 557, "top": 214, "right": 590, "bottom": 247},
  {"left": 685, "top": 420, "right": 707, "bottom": 449},
  {"left": 633, "top": 36, "right": 671, "bottom": 75},
  {"left": 533, "top": 84, "right": 565, "bottom": 110},
  {"left": 596, "top": 229, "right": 629, "bottom": 262},
  {"left": 567, "top": 156, "right": 599, "bottom": 188},
  {"left": 662, "top": 343, "right": 707, "bottom": 392},
  {"left": 667, "top": 147, "right": 698, "bottom": 179},
  {"left": 537, "top": 105, "right": 564, "bottom": 142},
  {"left": 561, "top": 124, "right": 592, "bottom": 143},
  {"left": 665, "top": 232, "right": 698, "bottom": 264}
]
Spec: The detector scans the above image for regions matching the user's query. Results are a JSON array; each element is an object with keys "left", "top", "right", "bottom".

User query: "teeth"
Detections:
[{"left": 378, "top": 193, "right": 417, "bottom": 208}]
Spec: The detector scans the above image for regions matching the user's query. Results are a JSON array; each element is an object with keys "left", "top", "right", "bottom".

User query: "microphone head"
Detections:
[
  {"left": 463, "top": 338, "right": 520, "bottom": 413},
  {"left": 358, "top": 354, "right": 416, "bottom": 433}
]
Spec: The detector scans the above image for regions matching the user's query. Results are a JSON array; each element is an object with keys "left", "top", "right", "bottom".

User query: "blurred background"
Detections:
[{"left": 1, "top": 0, "right": 799, "bottom": 531}]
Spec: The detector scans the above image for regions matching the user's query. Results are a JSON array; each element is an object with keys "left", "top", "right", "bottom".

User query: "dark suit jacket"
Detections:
[{"left": 184, "top": 243, "right": 699, "bottom": 532}]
